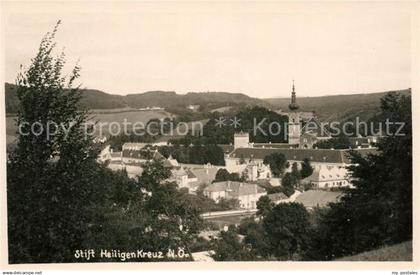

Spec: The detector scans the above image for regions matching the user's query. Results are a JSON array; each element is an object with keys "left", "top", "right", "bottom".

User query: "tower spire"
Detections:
[
  {"left": 288, "top": 79, "right": 299, "bottom": 111},
  {"left": 292, "top": 79, "right": 295, "bottom": 93}
]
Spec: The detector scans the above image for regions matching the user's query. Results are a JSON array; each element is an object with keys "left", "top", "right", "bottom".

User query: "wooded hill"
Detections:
[
  {"left": 264, "top": 88, "right": 411, "bottom": 122},
  {"left": 4, "top": 83, "right": 268, "bottom": 114},
  {"left": 5, "top": 83, "right": 410, "bottom": 123}
]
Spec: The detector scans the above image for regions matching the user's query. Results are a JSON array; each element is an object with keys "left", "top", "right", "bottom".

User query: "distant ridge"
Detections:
[
  {"left": 264, "top": 88, "right": 411, "bottom": 121},
  {"left": 4, "top": 83, "right": 410, "bottom": 123},
  {"left": 4, "top": 83, "right": 268, "bottom": 113}
]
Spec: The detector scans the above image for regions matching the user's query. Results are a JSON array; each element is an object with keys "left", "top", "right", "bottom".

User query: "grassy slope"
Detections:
[{"left": 336, "top": 241, "right": 412, "bottom": 261}]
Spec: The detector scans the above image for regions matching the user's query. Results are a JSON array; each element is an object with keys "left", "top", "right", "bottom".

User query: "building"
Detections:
[
  {"left": 287, "top": 80, "right": 301, "bottom": 145},
  {"left": 273, "top": 81, "right": 333, "bottom": 148},
  {"left": 104, "top": 143, "right": 177, "bottom": 178},
  {"left": 225, "top": 142, "right": 377, "bottom": 188},
  {"left": 188, "top": 164, "right": 220, "bottom": 185},
  {"left": 170, "top": 167, "right": 200, "bottom": 192},
  {"left": 122, "top": 147, "right": 166, "bottom": 165},
  {"left": 243, "top": 159, "right": 271, "bottom": 181},
  {"left": 122, "top": 142, "right": 148, "bottom": 151},
  {"left": 221, "top": 82, "right": 378, "bottom": 187},
  {"left": 349, "top": 136, "right": 378, "bottom": 149},
  {"left": 169, "top": 164, "right": 220, "bottom": 193},
  {"left": 203, "top": 181, "right": 267, "bottom": 209},
  {"left": 300, "top": 117, "right": 332, "bottom": 148},
  {"left": 233, "top": 132, "right": 250, "bottom": 149},
  {"left": 301, "top": 165, "right": 349, "bottom": 188}
]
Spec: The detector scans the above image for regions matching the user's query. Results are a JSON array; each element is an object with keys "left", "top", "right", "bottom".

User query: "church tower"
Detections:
[{"left": 288, "top": 80, "right": 301, "bottom": 144}]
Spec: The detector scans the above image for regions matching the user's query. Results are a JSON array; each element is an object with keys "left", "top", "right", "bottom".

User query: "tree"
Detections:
[
  {"left": 211, "top": 228, "right": 255, "bottom": 261},
  {"left": 239, "top": 217, "right": 272, "bottom": 259},
  {"left": 291, "top": 162, "right": 301, "bottom": 181},
  {"left": 214, "top": 168, "right": 230, "bottom": 181},
  {"left": 263, "top": 153, "right": 288, "bottom": 177},
  {"left": 203, "top": 106, "right": 289, "bottom": 144},
  {"left": 217, "top": 198, "right": 240, "bottom": 210},
  {"left": 300, "top": 158, "right": 314, "bottom": 178},
  {"left": 306, "top": 91, "right": 412, "bottom": 260},
  {"left": 213, "top": 168, "right": 243, "bottom": 182},
  {"left": 256, "top": 195, "right": 274, "bottom": 217},
  {"left": 281, "top": 172, "right": 298, "bottom": 197},
  {"left": 263, "top": 203, "right": 310, "bottom": 259},
  {"left": 7, "top": 21, "right": 105, "bottom": 263},
  {"left": 6, "top": 21, "right": 205, "bottom": 263}
]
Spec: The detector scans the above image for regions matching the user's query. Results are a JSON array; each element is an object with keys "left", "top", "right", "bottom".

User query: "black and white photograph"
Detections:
[{"left": 0, "top": 0, "right": 417, "bottom": 273}]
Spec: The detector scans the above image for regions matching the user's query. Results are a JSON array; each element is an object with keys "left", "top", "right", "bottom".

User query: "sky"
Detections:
[{"left": 1, "top": 1, "right": 413, "bottom": 98}]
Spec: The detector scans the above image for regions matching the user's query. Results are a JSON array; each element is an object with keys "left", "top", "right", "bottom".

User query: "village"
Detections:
[{"left": 97, "top": 84, "right": 379, "bottom": 240}]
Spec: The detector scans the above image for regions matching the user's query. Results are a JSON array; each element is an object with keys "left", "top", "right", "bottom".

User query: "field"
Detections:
[
  {"left": 336, "top": 241, "right": 412, "bottom": 261},
  {"left": 6, "top": 109, "right": 174, "bottom": 142}
]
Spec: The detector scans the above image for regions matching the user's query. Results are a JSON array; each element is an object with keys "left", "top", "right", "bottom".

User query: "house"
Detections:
[
  {"left": 169, "top": 167, "right": 200, "bottom": 192},
  {"left": 122, "top": 147, "right": 166, "bottom": 164},
  {"left": 301, "top": 165, "right": 350, "bottom": 188},
  {"left": 203, "top": 181, "right": 267, "bottom": 209},
  {"left": 105, "top": 143, "right": 177, "bottom": 178}
]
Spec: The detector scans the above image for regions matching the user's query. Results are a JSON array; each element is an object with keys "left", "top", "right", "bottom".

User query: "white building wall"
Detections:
[{"left": 238, "top": 192, "right": 267, "bottom": 209}]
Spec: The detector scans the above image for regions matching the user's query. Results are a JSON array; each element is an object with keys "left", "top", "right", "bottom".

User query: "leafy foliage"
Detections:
[
  {"left": 263, "top": 203, "right": 310, "bottom": 259},
  {"left": 211, "top": 227, "right": 255, "bottom": 261},
  {"left": 213, "top": 168, "right": 243, "bottom": 182},
  {"left": 256, "top": 195, "right": 274, "bottom": 217},
  {"left": 263, "top": 153, "right": 288, "bottom": 177},
  {"left": 158, "top": 142, "right": 225, "bottom": 166},
  {"left": 300, "top": 158, "right": 314, "bottom": 178},
  {"left": 203, "top": 106, "right": 288, "bottom": 144},
  {"left": 7, "top": 24, "right": 205, "bottom": 263},
  {"left": 305, "top": 92, "right": 412, "bottom": 260},
  {"left": 5, "top": 83, "right": 269, "bottom": 114},
  {"left": 7, "top": 21, "right": 103, "bottom": 263}
]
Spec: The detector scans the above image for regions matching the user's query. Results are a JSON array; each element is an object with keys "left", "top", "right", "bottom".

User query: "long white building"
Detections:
[{"left": 224, "top": 133, "right": 377, "bottom": 188}]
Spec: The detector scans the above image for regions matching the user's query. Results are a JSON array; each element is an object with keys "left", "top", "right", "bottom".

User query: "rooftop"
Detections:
[
  {"left": 268, "top": 192, "right": 289, "bottom": 201},
  {"left": 228, "top": 147, "right": 377, "bottom": 164},
  {"left": 205, "top": 181, "right": 266, "bottom": 197},
  {"left": 122, "top": 148, "right": 167, "bottom": 163},
  {"left": 190, "top": 167, "right": 219, "bottom": 184},
  {"left": 301, "top": 117, "right": 331, "bottom": 138},
  {"left": 295, "top": 190, "right": 343, "bottom": 208}
]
